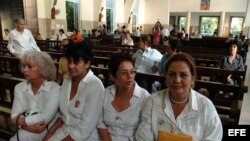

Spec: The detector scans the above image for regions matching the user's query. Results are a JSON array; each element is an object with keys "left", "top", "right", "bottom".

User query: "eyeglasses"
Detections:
[{"left": 118, "top": 69, "right": 136, "bottom": 77}]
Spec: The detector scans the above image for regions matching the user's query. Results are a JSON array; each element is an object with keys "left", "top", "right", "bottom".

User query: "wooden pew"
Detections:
[
  {"left": 0, "top": 55, "right": 23, "bottom": 78},
  {"left": 89, "top": 66, "right": 246, "bottom": 124},
  {"left": 0, "top": 40, "right": 9, "bottom": 56},
  {"left": 0, "top": 76, "right": 23, "bottom": 140}
]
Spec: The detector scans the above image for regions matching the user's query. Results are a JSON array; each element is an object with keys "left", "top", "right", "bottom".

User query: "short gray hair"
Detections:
[{"left": 21, "top": 51, "right": 56, "bottom": 81}]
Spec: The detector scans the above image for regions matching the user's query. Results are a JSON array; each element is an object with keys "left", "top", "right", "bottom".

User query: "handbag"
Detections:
[{"left": 157, "top": 130, "right": 193, "bottom": 141}]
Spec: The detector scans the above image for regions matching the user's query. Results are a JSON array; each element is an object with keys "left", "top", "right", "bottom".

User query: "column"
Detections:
[
  {"left": 245, "top": 0, "right": 250, "bottom": 38},
  {"left": 186, "top": 11, "right": 191, "bottom": 35},
  {"left": 219, "top": 11, "right": 225, "bottom": 37},
  {"left": 166, "top": 0, "right": 170, "bottom": 26}
]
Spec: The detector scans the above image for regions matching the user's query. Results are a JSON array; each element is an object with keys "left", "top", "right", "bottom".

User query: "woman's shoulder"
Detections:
[
  {"left": 15, "top": 80, "right": 28, "bottom": 89},
  {"left": 44, "top": 81, "right": 61, "bottom": 92},
  {"left": 191, "top": 89, "right": 216, "bottom": 110}
]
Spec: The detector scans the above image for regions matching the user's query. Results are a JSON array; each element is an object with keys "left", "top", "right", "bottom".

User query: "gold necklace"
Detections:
[{"left": 169, "top": 95, "right": 189, "bottom": 104}]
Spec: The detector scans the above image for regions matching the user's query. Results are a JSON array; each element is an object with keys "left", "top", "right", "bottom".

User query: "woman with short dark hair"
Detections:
[
  {"left": 44, "top": 42, "right": 105, "bottom": 141},
  {"left": 98, "top": 53, "right": 150, "bottom": 141}
]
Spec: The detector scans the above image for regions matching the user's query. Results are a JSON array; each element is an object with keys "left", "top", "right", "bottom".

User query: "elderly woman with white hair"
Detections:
[{"left": 10, "top": 51, "right": 61, "bottom": 141}]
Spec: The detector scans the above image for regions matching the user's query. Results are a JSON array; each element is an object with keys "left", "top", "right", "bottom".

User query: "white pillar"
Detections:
[
  {"left": 166, "top": 0, "right": 170, "bottom": 26},
  {"left": 219, "top": 11, "right": 225, "bottom": 37},
  {"left": 186, "top": 11, "right": 191, "bottom": 35},
  {"left": 244, "top": 0, "right": 250, "bottom": 38}
]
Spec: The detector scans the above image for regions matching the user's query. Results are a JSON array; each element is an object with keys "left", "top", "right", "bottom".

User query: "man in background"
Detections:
[{"left": 7, "top": 18, "right": 40, "bottom": 58}]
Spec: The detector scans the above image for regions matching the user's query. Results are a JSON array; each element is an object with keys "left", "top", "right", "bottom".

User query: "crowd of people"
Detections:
[{"left": 2, "top": 17, "right": 249, "bottom": 141}]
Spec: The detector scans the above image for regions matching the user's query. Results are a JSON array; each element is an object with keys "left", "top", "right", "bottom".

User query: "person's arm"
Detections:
[
  {"left": 237, "top": 55, "right": 245, "bottom": 71},
  {"left": 24, "top": 85, "right": 61, "bottom": 125},
  {"left": 218, "top": 56, "right": 225, "bottom": 69},
  {"left": 21, "top": 121, "right": 47, "bottom": 133},
  {"left": 97, "top": 90, "right": 111, "bottom": 141},
  {"left": 11, "top": 85, "right": 26, "bottom": 126},
  {"left": 202, "top": 101, "right": 223, "bottom": 141},
  {"left": 56, "top": 73, "right": 63, "bottom": 85},
  {"left": 67, "top": 81, "right": 105, "bottom": 140},
  {"left": 135, "top": 96, "right": 155, "bottom": 141},
  {"left": 98, "top": 128, "right": 111, "bottom": 141},
  {"left": 43, "top": 117, "right": 64, "bottom": 141},
  {"left": 28, "top": 30, "right": 40, "bottom": 51},
  {"left": 7, "top": 31, "right": 18, "bottom": 56}
]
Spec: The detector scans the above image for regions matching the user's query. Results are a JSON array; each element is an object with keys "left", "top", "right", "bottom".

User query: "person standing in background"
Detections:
[{"left": 7, "top": 18, "right": 40, "bottom": 58}]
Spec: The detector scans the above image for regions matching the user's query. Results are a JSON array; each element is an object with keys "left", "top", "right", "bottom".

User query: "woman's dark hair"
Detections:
[
  {"left": 65, "top": 41, "right": 93, "bottom": 65},
  {"left": 108, "top": 53, "right": 134, "bottom": 77},
  {"left": 165, "top": 53, "right": 196, "bottom": 79},
  {"left": 169, "top": 39, "right": 182, "bottom": 52},
  {"left": 59, "top": 29, "right": 65, "bottom": 34},
  {"left": 227, "top": 39, "right": 239, "bottom": 48}
]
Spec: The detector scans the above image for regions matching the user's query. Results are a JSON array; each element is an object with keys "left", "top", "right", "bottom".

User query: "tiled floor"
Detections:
[{"left": 239, "top": 49, "right": 250, "bottom": 124}]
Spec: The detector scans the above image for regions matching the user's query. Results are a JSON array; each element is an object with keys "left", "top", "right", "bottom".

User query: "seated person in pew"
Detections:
[
  {"left": 133, "top": 35, "right": 162, "bottom": 93},
  {"left": 218, "top": 39, "right": 245, "bottom": 84},
  {"left": 10, "top": 51, "right": 61, "bottom": 141},
  {"left": 97, "top": 53, "right": 150, "bottom": 141},
  {"left": 121, "top": 32, "right": 134, "bottom": 46},
  {"left": 43, "top": 41, "right": 105, "bottom": 141},
  {"left": 135, "top": 53, "right": 222, "bottom": 141},
  {"left": 56, "top": 39, "right": 71, "bottom": 85},
  {"left": 158, "top": 39, "right": 181, "bottom": 75}
]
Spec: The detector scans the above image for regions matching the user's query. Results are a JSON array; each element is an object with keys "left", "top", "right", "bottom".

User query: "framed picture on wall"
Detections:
[{"left": 200, "top": 0, "right": 210, "bottom": 10}]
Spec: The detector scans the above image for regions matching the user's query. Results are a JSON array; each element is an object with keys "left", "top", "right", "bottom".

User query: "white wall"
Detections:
[
  {"left": 144, "top": 0, "right": 170, "bottom": 24},
  {"left": 115, "top": 0, "right": 124, "bottom": 23},
  {"left": 170, "top": 0, "right": 248, "bottom": 12},
  {"left": 80, "top": 0, "right": 94, "bottom": 21},
  {"left": 137, "top": 0, "right": 145, "bottom": 25},
  {"left": 36, "top": 0, "right": 50, "bottom": 19}
]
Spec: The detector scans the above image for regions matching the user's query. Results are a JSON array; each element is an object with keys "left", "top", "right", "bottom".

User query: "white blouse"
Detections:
[
  {"left": 98, "top": 83, "right": 150, "bottom": 141},
  {"left": 11, "top": 80, "right": 61, "bottom": 125},
  {"left": 49, "top": 70, "right": 105, "bottom": 141},
  {"left": 10, "top": 80, "right": 61, "bottom": 141},
  {"left": 135, "top": 89, "right": 223, "bottom": 141}
]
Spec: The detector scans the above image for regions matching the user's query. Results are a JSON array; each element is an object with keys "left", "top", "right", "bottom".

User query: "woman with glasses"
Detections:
[
  {"left": 136, "top": 53, "right": 222, "bottom": 141},
  {"left": 98, "top": 53, "right": 150, "bottom": 141},
  {"left": 43, "top": 41, "right": 105, "bottom": 141},
  {"left": 10, "top": 51, "right": 61, "bottom": 141}
]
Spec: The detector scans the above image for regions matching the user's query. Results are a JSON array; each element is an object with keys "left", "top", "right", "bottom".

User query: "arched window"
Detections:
[
  {"left": 131, "top": 0, "right": 139, "bottom": 32},
  {"left": 106, "top": 0, "right": 114, "bottom": 32},
  {"left": 66, "top": 0, "right": 79, "bottom": 31}
]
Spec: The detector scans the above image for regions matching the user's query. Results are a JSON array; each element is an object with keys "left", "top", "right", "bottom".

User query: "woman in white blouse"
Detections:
[
  {"left": 58, "top": 29, "right": 68, "bottom": 41},
  {"left": 121, "top": 32, "right": 134, "bottom": 46},
  {"left": 98, "top": 53, "right": 150, "bottom": 141},
  {"left": 43, "top": 41, "right": 105, "bottom": 141},
  {"left": 10, "top": 51, "right": 61, "bottom": 141},
  {"left": 135, "top": 53, "right": 222, "bottom": 141}
]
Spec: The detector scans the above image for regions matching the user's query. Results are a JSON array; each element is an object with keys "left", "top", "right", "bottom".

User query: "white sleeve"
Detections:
[
  {"left": 135, "top": 97, "right": 155, "bottom": 141},
  {"left": 28, "top": 30, "right": 40, "bottom": 51},
  {"left": 25, "top": 86, "right": 61, "bottom": 125},
  {"left": 203, "top": 101, "right": 223, "bottom": 141},
  {"left": 7, "top": 32, "right": 16, "bottom": 54},
  {"left": 153, "top": 49, "right": 163, "bottom": 62},
  {"left": 11, "top": 84, "right": 26, "bottom": 118},
  {"left": 97, "top": 89, "right": 108, "bottom": 129}
]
